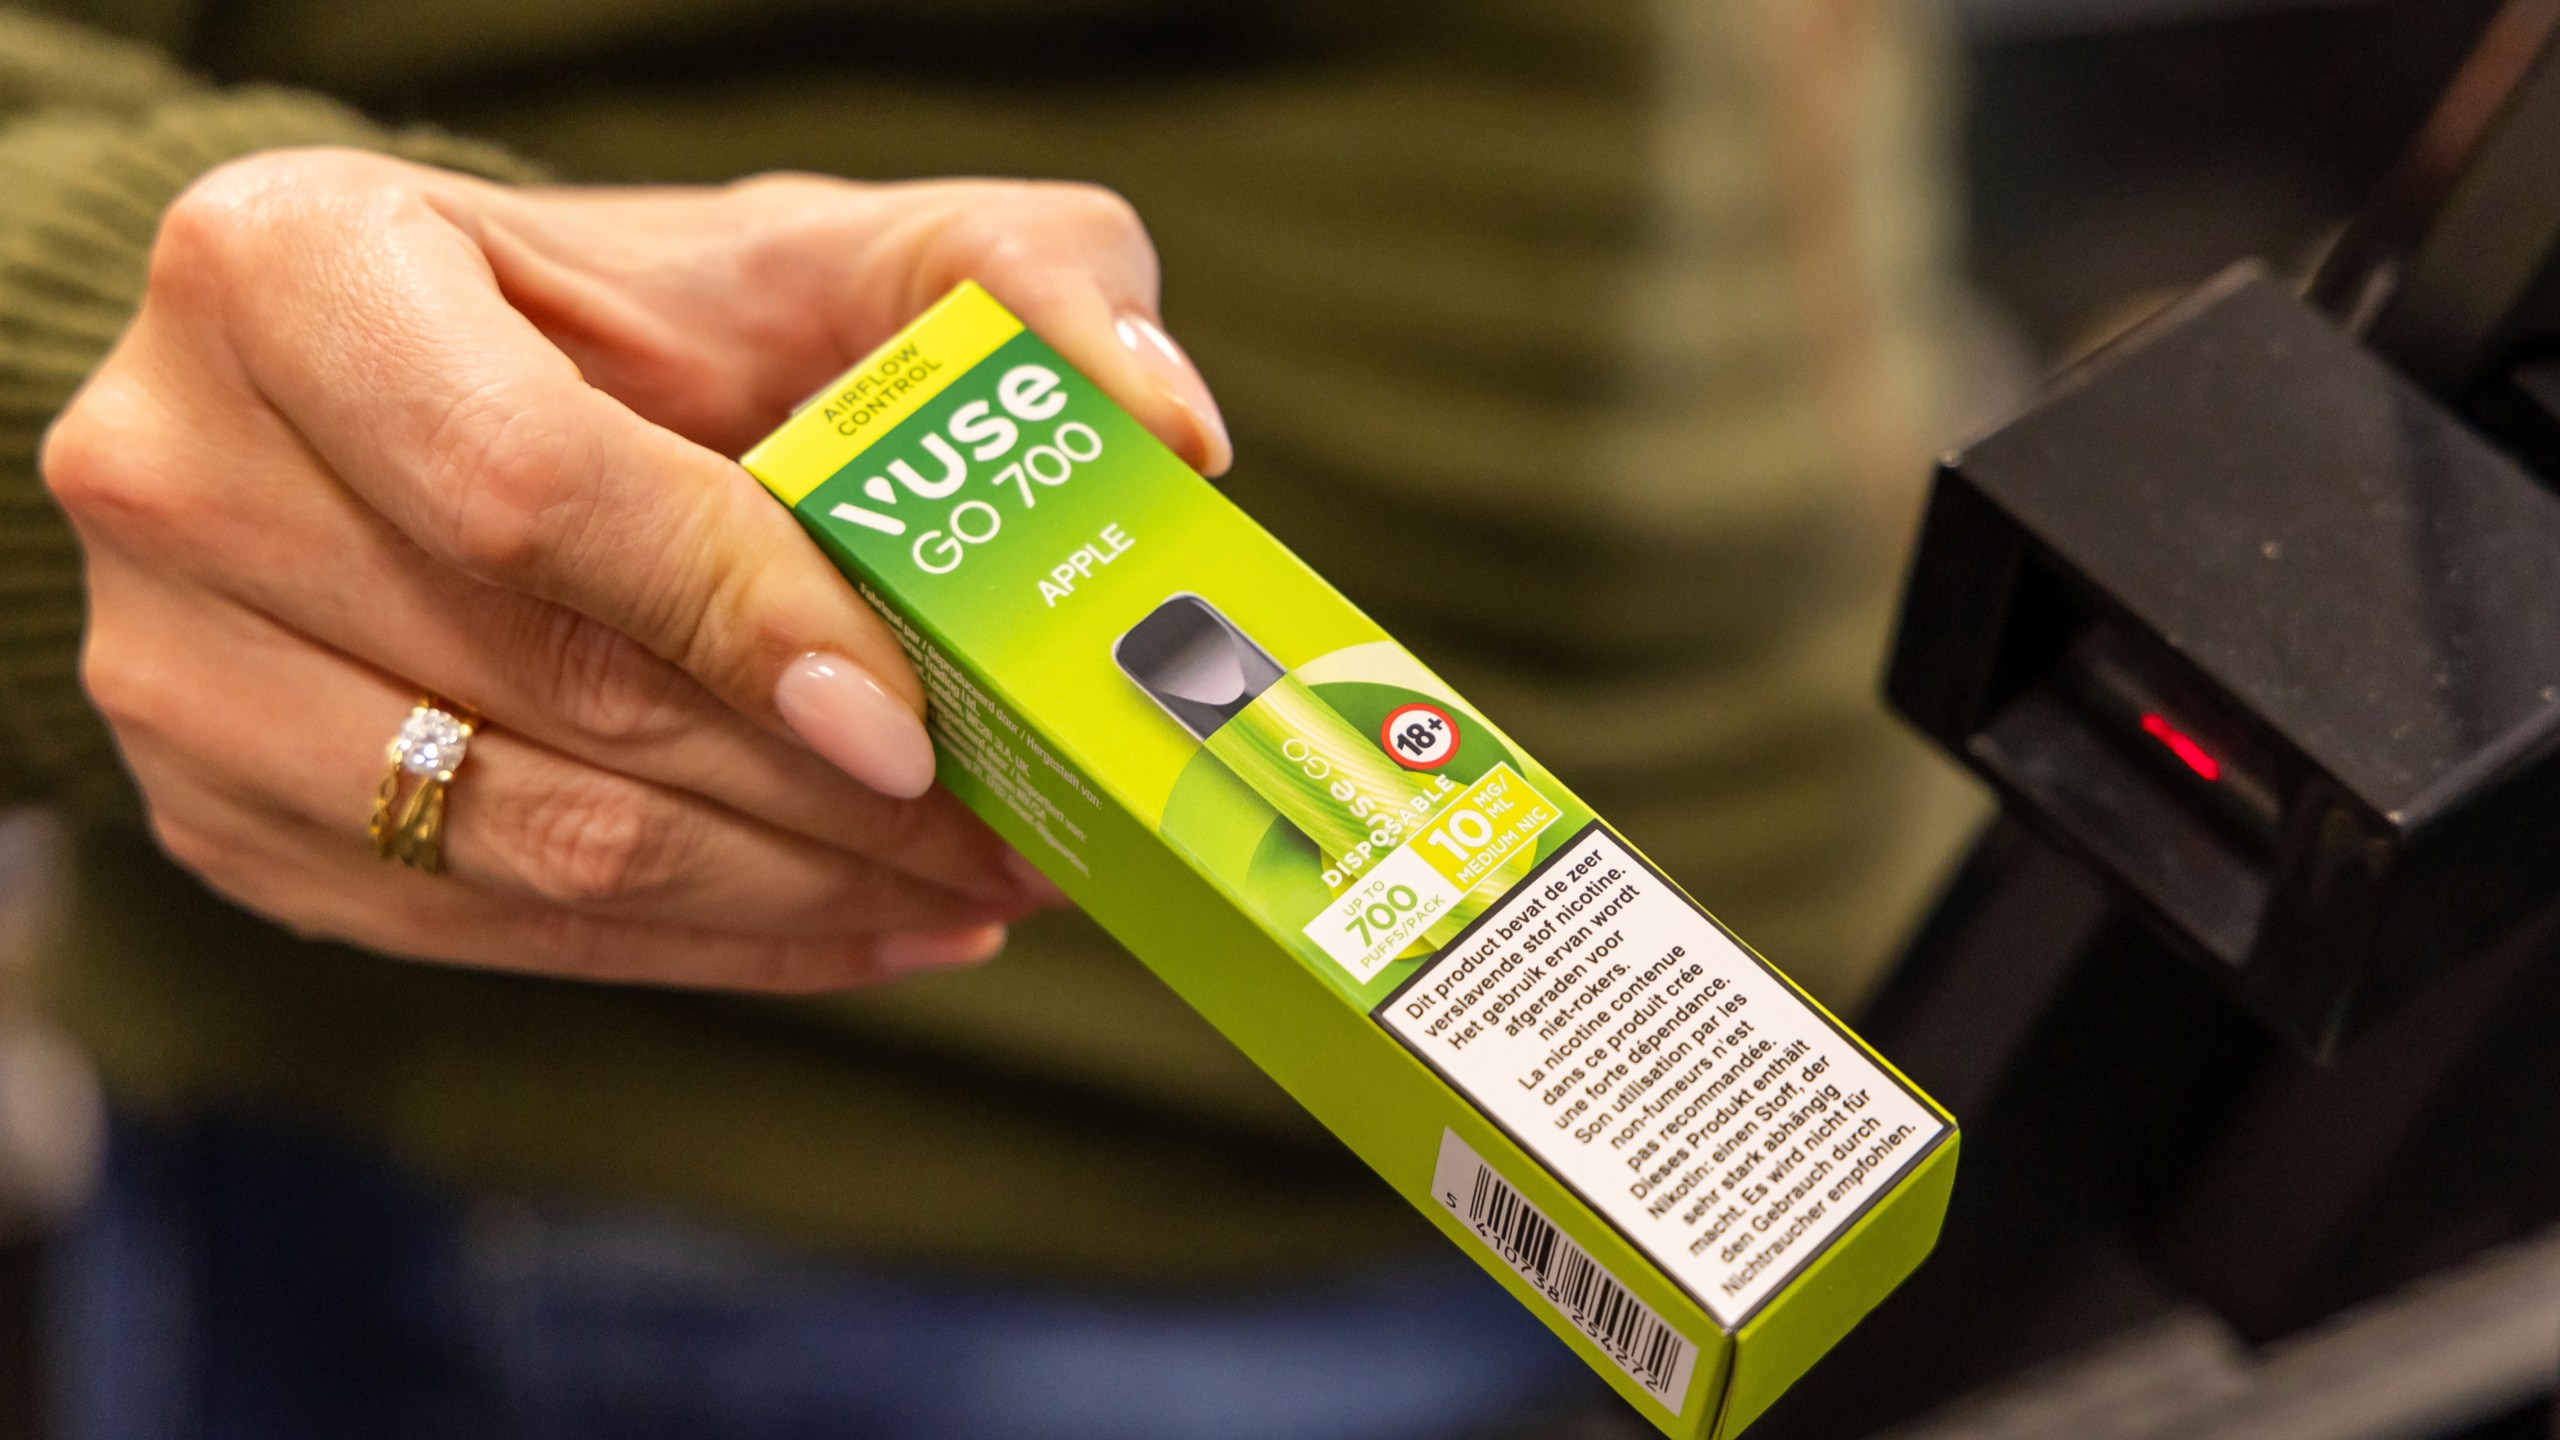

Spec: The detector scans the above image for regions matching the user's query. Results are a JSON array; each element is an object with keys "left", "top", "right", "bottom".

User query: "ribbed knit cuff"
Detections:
[
  {"left": 0, "top": 81, "right": 541, "bottom": 820},
  {"left": 0, "top": 8, "right": 198, "bottom": 122}
]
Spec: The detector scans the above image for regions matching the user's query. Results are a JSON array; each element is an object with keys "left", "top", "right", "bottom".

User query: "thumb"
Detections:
[{"left": 839, "top": 178, "right": 1234, "bottom": 477}]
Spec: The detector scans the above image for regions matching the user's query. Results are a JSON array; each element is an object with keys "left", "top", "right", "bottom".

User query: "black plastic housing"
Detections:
[{"left": 1889, "top": 263, "right": 2560, "bottom": 1053}]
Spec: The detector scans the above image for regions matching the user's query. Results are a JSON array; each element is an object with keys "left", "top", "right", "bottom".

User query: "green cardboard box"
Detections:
[{"left": 743, "top": 283, "right": 1958, "bottom": 1436}]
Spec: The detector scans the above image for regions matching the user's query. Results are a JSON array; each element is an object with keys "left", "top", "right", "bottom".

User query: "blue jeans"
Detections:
[{"left": 49, "top": 1114, "right": 1606, "bottom": 1440}]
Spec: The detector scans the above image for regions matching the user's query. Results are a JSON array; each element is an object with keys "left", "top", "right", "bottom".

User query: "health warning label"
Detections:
[{"left": 1379, "top": 824, "right": 1948, "bottom": 1329}]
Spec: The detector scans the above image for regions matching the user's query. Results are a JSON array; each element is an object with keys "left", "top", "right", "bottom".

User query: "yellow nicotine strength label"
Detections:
[
  {"left": 1304, "top": 764, "right": 1562, "bottom": 983},
  {"left": 742, "top": 283, "right": 1025, "bottom": 505}
]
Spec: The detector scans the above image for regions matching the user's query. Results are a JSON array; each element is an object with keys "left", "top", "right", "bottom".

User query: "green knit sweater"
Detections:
[{"left": 0, "top": 0, "right": 1981, "bottom": 1282}]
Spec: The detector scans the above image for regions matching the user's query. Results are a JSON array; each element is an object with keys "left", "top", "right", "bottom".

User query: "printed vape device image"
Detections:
[
  {"left": 1113, "top": 594, "right": 1284, "bottom": 741},
  {"left": 742, "top": 283, "right": 1959, "bottom": 1438},
  {"left": 1115, "top": 594, "right": 1525, "bottom": 957},
  {"left": 1114, "top": 592, "right": 1434, "bottom": 861}
]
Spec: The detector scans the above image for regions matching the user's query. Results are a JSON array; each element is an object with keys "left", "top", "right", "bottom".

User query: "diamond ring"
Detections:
[{"left": 370, "top": 698, "right": 477, "bottom": 873}]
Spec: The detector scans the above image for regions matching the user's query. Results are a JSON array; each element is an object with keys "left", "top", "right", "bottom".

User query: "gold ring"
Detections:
[{"left": 371, "top": 697, "right": 476, "bottom": 873}]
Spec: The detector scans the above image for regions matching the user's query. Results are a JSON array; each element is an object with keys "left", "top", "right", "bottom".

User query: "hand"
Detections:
[{"left": 40, "top": 150, "right": 1232, "bottom": 992}]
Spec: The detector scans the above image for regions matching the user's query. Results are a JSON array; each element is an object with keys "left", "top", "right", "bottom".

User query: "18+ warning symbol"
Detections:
[{"left": 1382, "top": 702, "right": 1460, "bottom": 770}]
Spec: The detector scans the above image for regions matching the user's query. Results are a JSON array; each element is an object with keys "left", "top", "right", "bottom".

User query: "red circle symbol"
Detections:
[{"left": 1381, "top": 702, "right": 1461, "bottom": 770}]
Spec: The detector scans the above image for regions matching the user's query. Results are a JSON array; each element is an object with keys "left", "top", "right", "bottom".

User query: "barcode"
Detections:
[{"left": 1433, "top": 1131, "right": 1697, "bottom": 1407}]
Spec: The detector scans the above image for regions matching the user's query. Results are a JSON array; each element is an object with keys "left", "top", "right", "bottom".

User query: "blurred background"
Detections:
[
  {"left": 1958, "top": 0, "right": 2505, "bottom": 359},
  {"left": 0, "top": 0, "right": 2540, "bottom": 1434}
]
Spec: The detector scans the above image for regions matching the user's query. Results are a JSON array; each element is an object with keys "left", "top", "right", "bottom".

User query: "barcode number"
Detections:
[{"left": 1436, "top": 1132, "right": 1695, "bottom": 1406}]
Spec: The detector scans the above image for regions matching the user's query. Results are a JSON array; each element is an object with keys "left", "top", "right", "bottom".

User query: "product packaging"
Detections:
[{"left": 742, "top": 283, "right": 1958, "bottom": 1437}]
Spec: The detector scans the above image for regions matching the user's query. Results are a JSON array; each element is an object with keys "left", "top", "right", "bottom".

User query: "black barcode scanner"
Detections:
[
  {"left": 1732, "top": 8, "right": 2560, "bottom": 1416},
  {"left": 1890, "top": 264, "right": 2560, "bottom": 1053},
  {"left": 1888, "top": 0, "right": 2560, "bottom": 1056}
]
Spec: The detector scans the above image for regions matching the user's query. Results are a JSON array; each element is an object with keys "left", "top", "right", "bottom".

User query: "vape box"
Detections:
[{"left": 743, "top": 283, "right": 1958, "bottom": 1436}]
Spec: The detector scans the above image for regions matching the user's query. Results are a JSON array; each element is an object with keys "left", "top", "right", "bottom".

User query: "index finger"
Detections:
[
  {"left": 178, "top": 151, "right": 927, "bottom": 751},
  {"left": 799, "top": 177, "right": 1235, "bottom": 478}
]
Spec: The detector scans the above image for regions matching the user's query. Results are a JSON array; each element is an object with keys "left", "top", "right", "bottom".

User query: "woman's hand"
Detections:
[{"left": 39, "top": 149, "right": 1231, "bottom": 992}]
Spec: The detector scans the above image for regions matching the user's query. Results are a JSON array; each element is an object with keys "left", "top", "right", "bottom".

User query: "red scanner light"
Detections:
[{"left": 2141, "top": 712, "right": 2224, "bottom": 782}]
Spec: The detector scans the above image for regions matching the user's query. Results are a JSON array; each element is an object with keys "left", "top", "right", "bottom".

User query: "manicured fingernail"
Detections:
[
  {"left": 1115, "top": 313, "right": 1232, "bottom": 476},
  {"left": 875, "top": 924, "right": 1007, "bottom": 975},
  {"left": 1003, "top": 848, "right": 1069, "bottom": 905},
  {"left": 774, "top": 652, "right": 937, "bottom": 799}
]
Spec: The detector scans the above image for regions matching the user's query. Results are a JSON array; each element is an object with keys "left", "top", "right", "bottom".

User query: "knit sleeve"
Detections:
[{"left": 0, "top": 8, "right": 541, "bottom": 819}]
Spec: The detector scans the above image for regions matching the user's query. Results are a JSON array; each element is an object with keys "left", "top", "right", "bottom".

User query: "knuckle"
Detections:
[
  {"left": 1044, "top": 181, "right": 1146, "bottom": 237},
  {"left": 937, "top": 182, "right": 1157, "bottom": 298},
  {"left": 153, "top": 146, "right": 432, "bottom": 345},
  {"left": 1012, "top": 181, "right": 1150, "bottom": 260},
  {"left": 43, "top": 380, "right": 232, "bottom": 560},
  {"left": 152, "top": 150, "right": 358, "bottom": 302},
  {"left": 40, "top": 375, "right": 168, "bottom": 530},
  {"left": 37, "top": 396, "right": 121, "bottom": 518},
  {"left": 145, "top": 807, "right": 222, "bottom": 878},
  {"left": 78, "top": 630, "right": 176, "bottom": 740},
  {"left": 431, "top": 393, "right": 588, "bottom": 584},
  {"left": 530, "top": 608, "right": 696, "bottom": 751},
  {"left": 516, "top": 773, "right": 688, "bottom": 908},
  {"left": 150, "top": 165, "right": 268, "bottom": 305},
  {"left": 669, "top": 551, "right": 758, "bottom": 691}
]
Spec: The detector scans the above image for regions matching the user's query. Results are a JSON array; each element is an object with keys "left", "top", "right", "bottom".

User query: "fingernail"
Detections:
[
  {"left": 774, "top": 652, "right": 938, "bottom": 800},
  {"left": 1115, "top": 314, "right": 1232, "bottom": 477},
  {"left": 875, "top": 924, "right": 1007, "bottom": 975},
  {"left": 1003, "top": 848, "right": 1069, "bottom": 906}
]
